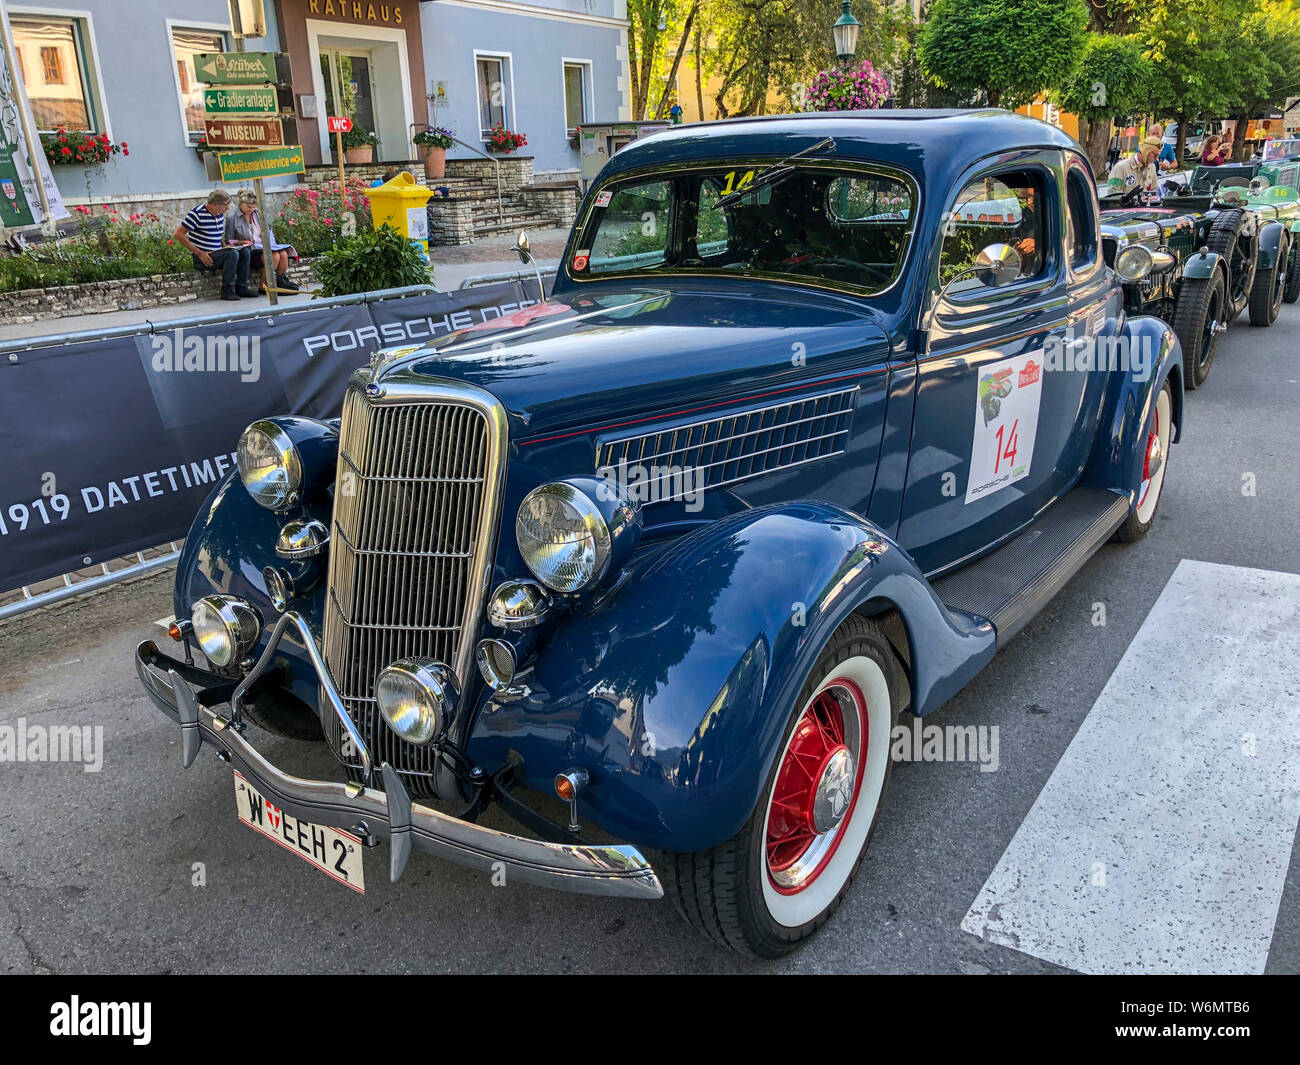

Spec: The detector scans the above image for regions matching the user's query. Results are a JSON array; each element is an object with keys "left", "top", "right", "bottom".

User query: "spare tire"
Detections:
[{"left": 1206, "top": 208, "right": 1257, "bottom": 321}]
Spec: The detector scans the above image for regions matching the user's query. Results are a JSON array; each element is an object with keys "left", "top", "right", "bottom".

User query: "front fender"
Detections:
[
  {"left": 1082, "top": 314, "right": 1182, "bottom": 507},
  {"left": 1181, "top": 248, "right": 1224, "bottom": 281},
  {"left": 1256, "top": 220, "right": 1289, "bottom": 270},
  {"left": 172, "top": 472, "right": 331, "bottom": 711},
  {"left": 466, "top": 502, "right": 994, "bottom": 852}
]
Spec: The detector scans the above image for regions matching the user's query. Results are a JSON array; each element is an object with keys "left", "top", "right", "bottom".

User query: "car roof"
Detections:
[{"left": 598, "top": 109, "right": 1084, "bottom": 186}]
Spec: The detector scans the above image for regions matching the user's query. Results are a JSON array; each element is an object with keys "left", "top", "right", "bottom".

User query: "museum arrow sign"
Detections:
[
  {"left": 203, "top": 117, "right": 295, "bottom": 149},
  {"left": 216, "top": 146, "right": 306, "bottom": 182},
  {"left": 192, "top": 51, "right": 292, "bottom": 88}
]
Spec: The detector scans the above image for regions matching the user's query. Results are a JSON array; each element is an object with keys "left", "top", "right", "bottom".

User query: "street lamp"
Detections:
[{"left": 832, "top": 1, "right": 861, "bottom": 66}]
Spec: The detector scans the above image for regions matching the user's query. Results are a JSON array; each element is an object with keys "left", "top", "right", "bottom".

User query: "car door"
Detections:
[{"left": 898, "top": 150, "right": 1108, "bottom": 575}]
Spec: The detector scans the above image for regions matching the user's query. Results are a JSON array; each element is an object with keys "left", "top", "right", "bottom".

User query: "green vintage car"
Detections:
[{"left": 1100, "top": 162, "right": 1299, "bottom": 389}]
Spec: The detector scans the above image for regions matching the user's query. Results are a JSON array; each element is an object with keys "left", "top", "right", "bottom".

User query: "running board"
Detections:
[{"left": 931, "top": 488, "right": 1130, "bottom": 647}]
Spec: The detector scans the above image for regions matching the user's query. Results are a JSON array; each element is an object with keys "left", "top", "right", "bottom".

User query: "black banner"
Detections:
[{"left": 0, "top": 282, "right": 533, "bottom": 590}]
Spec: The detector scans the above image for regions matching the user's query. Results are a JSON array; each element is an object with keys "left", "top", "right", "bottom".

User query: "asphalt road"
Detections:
[{"left": 2, "top": 302, "right": 1297, "bottom": 975}]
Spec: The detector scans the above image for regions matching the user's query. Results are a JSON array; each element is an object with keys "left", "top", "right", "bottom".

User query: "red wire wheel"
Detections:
[{"left": 764, "top": 678, "right": 867, "bottom": 894}]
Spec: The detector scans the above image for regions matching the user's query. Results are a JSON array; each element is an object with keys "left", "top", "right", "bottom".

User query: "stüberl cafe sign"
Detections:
[{"left": 305, "top": 0, "right": 407, "bottom": 23}]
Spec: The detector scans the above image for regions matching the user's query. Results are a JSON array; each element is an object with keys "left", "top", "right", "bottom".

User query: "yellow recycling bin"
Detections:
[{"left": 368, "top": 171, "right": 433, "bottom": 252}]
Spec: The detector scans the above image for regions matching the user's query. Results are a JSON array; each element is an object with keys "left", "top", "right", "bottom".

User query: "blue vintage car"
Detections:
[{"left": 134, "top": 110, "right": 1183, "bottom": 957}]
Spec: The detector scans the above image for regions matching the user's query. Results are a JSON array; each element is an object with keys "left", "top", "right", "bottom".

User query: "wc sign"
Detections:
[{"left": 327, "top": 115, "right": 353, "bottom": 133}]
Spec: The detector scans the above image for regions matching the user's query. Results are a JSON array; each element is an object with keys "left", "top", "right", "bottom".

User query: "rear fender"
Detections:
[
  {"left": 1082, "top": 314, "right": 1182, "bottom": 508},
  {"left": 465, "top": 502, "right": 994, "bottom": 852}
]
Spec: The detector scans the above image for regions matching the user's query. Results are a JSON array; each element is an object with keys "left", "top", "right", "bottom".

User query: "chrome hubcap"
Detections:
[{"left": 812, "top": 747, "right": 855, "bottom": 833}]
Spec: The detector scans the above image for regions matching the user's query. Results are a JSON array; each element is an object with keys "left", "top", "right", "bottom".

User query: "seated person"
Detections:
[
  {"left": 173, "top": 190, "right": 254, "bottom": 301},
  {"left": 225, "top": 189, "right": 300, "bottom": 294}
]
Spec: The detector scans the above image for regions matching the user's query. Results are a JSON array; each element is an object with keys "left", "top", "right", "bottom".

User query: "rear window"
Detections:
[{"left": 573, "top": 163, "right": 917, "bottom": 294}]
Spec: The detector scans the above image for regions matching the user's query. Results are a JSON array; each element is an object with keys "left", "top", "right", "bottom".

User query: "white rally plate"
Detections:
[{"left": 233, "top": 771, "right": 365, "bottom": 893}]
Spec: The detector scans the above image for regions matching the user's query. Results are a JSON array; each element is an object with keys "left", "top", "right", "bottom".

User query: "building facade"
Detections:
[{"left": 9, "top": 0, "right": 628, "bottom": 217}]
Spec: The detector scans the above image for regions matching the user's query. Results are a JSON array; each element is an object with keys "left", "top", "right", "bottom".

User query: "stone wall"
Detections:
[
  {"left": 426, "top": 199, "right": 477, "bottom": 246},
  {"left": 0, "top": 259, "right": 316, "bottom": 326},
  {"left": 521, "top": 184, "right": 579, "bottom": 230},
  {"left": 445, "top": 156, "right": 534, "bottom": 194}
]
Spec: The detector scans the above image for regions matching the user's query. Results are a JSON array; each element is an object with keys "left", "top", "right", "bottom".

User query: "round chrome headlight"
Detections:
[
  {"left": 516, "top": 483, "right": 612, "bottom": 593},
  {"left": 237, "top": 420, "right": 303, "bottom": 510},
  {"left": 190, "top": 595, "right": 261, "bottom": 668},
  {"left": 1114, "top": 244, "right": 1154, "bottom": 282},
  {"left": 375, "top": 658, "right": 458, "bottom": 745}
]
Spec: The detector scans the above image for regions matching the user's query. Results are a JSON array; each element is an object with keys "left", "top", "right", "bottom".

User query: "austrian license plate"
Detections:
[{"left": 233, "top": 771, "right": 365, "bottom": 893}]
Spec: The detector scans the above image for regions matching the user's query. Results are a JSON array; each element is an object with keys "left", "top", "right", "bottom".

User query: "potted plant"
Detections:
[
  {"left": 40, "top": 128, "right": 128, "bottom": 167},
  {"left": 485, "top": 125, "right": 527, "bottom": 155},
  {"left": 413, "top": 125, "right": 455, "bottom": 179},
  {"left": 340, "top": 126, "right": 378, "bottom": 164}
]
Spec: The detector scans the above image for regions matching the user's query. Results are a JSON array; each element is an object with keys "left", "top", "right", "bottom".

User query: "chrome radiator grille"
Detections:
[
  {"left": 322, "top": 385, "right": 500, "bottom": 794},
  {"left": 595, "top": 386, "right": 858, "bottom": 494}
]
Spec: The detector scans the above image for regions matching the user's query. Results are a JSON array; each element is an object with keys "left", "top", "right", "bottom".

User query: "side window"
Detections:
[
  {"left": 1065, "top": 165, "right": 1099, "bottom": 272},
  {"left": 940, "top": 171, "right": 1045, "bottom": 293},
  {"left": 695, "top": 179, "right": 730, "bottom": 258},
  {"left": 588, "top": 180, "right": 673, "bottom": 274}
]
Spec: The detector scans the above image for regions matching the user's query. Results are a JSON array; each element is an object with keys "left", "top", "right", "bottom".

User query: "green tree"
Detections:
[
  {"left": 917, "top": 0, "right": 1089, "bottom": 108},
  {"left": 691, "top": 0, "right": 901, "bottom": 118},
  {"left": 1222, "top": 1, "right": 1300, "bottom": 160},
  {"left": 1049, "top": 33, "right": 1149, "bottom": 174},
  {"left": 1132, "top": 0, "right": 1268, "bottom": 160}
]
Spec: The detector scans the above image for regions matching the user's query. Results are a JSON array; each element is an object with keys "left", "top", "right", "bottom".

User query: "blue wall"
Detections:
[
  {"left": 420, "top": 1, "right": 628, "bottom": 174},
  {"left": 19, "top": 0, "right": 286, "bottom": 200},
  {"left": 15, "top": 0, "right": 627, "bottom": 198}
]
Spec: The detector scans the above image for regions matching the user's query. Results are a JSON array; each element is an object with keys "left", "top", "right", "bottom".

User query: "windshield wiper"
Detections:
[{"left": 710, "top": 137, "right": 836, "bottom": 211}]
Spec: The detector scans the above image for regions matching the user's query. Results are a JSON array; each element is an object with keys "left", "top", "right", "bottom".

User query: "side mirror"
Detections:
[
  {"left": 974, "top": 243, "right": 1022, "bottom": 287},
  {"left": 515, "top": 231, "right": 532, "bottom": 264}
]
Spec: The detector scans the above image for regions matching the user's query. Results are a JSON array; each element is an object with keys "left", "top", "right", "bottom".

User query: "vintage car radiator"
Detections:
[{"left": 322, "top": 386, "right": 497, "bottom": 795}]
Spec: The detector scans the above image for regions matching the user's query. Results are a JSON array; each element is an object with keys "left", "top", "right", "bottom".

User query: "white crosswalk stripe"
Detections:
[{"left": 962, "top": 559, "right": 1300, "bottom": 974}]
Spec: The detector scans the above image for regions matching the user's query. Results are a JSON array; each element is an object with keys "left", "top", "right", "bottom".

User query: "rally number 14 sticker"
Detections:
[{"left": 965, "top": 351, "right": 1043, "bottom": 504}]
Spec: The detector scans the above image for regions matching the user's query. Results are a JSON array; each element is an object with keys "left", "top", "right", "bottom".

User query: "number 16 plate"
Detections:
[{"left": 233, "top": 772, "right": 365, "bottom": 893}]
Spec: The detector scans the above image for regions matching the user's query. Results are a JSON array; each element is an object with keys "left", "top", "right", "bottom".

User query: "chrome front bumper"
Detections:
[{"left": 135, "top": 635, "right": 663, "bottom": 901}]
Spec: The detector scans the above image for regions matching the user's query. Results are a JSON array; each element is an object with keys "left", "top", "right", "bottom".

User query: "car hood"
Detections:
[
  {"left": 1101, "top": 208, "right": 1201, "bottom": 246},
  {"left": 385, "top": 282, "right": 892, "bottom": 440}
]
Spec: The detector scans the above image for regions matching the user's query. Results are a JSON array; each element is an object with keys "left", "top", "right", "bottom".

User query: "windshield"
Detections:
[{"left": 570, "top": 163, "right": 917, "bottom": 294}]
